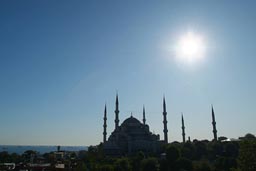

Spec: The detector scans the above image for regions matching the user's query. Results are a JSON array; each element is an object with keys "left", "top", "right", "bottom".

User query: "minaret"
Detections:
[
  {"left": 181, "top": 113, "right": 186, "bottom": 143},
  {"left": 163, "top": 97, "right": 168, "bottom": 143},
  {"left": 211, "top": 105, "right": 218, "bottom": 141},
  {"left": 143, "top": 105, "right": 146, "bottom": 125},
  {"left": 115, "top": 94, "right": 119, "bottom": 130},
  {"left": 103, "top": 104, "right": 107, "bottom": 143}
]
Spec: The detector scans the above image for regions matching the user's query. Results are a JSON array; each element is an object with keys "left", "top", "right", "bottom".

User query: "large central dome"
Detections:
[{"left": 121, "top": 116, "right": 141, "bottom": 127}]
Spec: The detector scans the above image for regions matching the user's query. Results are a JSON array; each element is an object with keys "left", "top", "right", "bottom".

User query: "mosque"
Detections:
[{"left": 102, "top": 94, "right": 218, "bottom": 156}]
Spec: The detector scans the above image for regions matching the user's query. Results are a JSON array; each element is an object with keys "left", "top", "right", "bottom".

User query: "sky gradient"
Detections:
[{"left": 1, "top": 1, "right": 256, "bottom": 146}]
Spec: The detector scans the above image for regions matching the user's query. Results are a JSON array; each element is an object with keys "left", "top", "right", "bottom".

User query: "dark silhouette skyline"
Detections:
[
  {"left": 163, "top": 97, "right": 168, "bottom": 144},
  {"left": 103, "top": 104, "right": 107, "bottom": 143},
  {"left": 212, "top": 105, "right": 218, "bottom": 141},
  {"left": 102, "top": 94, "right": 220, "bottom": 148},
  {"left": 181, "top": 113, "right": 186, "bottom": 143}
]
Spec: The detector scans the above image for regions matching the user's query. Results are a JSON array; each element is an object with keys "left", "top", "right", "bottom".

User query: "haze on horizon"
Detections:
[{"left": 0, "top": 1, "right": 256, "bottom": 146}]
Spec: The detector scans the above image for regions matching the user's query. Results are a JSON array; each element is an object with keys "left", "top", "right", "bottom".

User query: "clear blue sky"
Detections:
[{"left": 1, "top": 1, "right": 256, "bottom": 146}]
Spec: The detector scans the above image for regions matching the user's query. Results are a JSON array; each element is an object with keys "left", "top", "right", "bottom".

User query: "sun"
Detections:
[{"left": 175, "top": 31, "right": 205, "bottom": 63}]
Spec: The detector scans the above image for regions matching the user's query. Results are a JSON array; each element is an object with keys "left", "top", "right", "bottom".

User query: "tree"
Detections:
[
  {"left": 114, "top": 158, "right": 131, "bottom": 171},
  {"left": 224, "top": 142, "right": 239, "bottom": 158},
  {"left": 78, "top": 150, "right": 87, "bottom": 160},
  {"left": 177, "top": 157, "right": 193, "bottom": 171},
  {"left": 214, "top": 156, "right": 237, "bottom": 171},
  {"left": 207, "top": 141, "right": 223, "bottom": 161},
  {"left": 0, "top": 151, "right": 10, "bottom": 163},
  {"left": 98, "top": 164, "right": 114, "bottom": 171},
  {"left": 193, "top": 160, "right": 211, "bottom": 171},
  {"left": 244, "top": 133, "right": 256, "bottom": 140},
  {"left": 237, "top": 140, "right": 256, "bottom": 171},
  {"left": 159, "top": 159, "right": 168, "bottom": 171},
  {"left": 166, "top": 145, "right": 180, "bottom": 162},
  {"left": 131, "top": 151, "right": 145, "bottom": 171},
  {"left": 140, "top": 157, "right": 159, "bottom": 171},
  {"left": 165, "top": 145, "right": 181, "bottom": 171},
  {"left": 181, "top": 142, "right": 196, "bottom": 160},
  {"left": 10, "top": 153, "right": 22, "bottom": 163},
  {"left": 86, "top": 144, "right": 104, "bottom": 163},
  {"left": 75, "top": 161, "right": 87, "bottom": 171},
  {"left": 194, "top": 141, "right": 207, "bottom": 160},
  {"left": 22, "top": 150, "right": 37, "bottom": 163}
]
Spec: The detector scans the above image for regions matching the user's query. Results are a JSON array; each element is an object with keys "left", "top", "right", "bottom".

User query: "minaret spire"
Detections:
[
  {"left": 115, "top": 94, "right": 119, "bottom": 130},
  {"left": 163, "top": 96, "right": 168, "bottom": 143},
  {"left": 181, "top": 113, "right": 186, "bottom": 143},
  {"left": 211, "top": 105, "right": 218, "bottom": 141},
  {"left": 143, "top": 105, "right": 146, "bottom": 125},
  {"left": 103, "top": 104, "right": 107, "bottom": 143}
]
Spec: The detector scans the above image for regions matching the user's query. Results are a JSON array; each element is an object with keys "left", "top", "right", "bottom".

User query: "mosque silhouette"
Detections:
[{"left": 102, "top": 94, "right": 217, "bottom": 156}]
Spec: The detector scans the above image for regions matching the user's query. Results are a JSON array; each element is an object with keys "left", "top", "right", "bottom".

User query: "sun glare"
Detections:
[{"left": 175, "top": 31, "right": 205, "bottom": 63}]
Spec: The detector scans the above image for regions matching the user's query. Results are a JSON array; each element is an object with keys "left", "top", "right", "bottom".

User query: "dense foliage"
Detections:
[{"left": 1, "top": 134, "right": 256, "bottom": 171}]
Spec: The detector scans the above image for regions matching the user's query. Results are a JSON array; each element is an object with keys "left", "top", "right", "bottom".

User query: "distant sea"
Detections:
[{"left": 0, "top": 145, "right": 88, "bottom": 155}]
